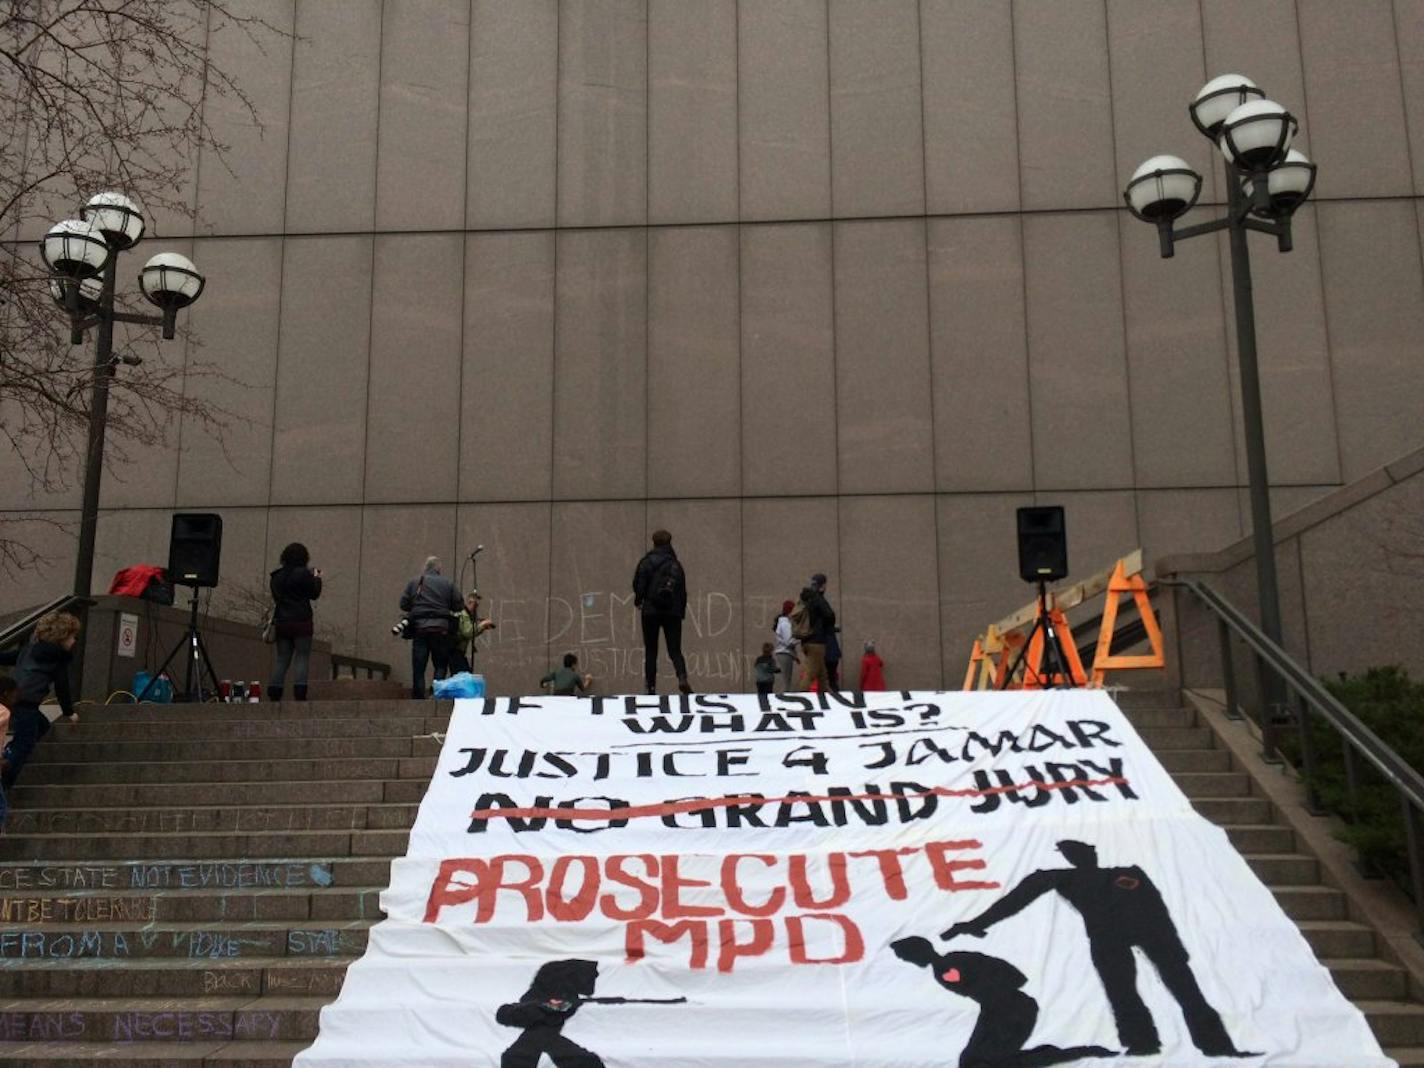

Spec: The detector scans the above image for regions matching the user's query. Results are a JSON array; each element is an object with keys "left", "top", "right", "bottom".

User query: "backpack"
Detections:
[
  {"left": 789, "top": 601, "right": 813, "bottom": 640},
  {"left": 649, "top": 557, "right": 680, "bottom": 612}
]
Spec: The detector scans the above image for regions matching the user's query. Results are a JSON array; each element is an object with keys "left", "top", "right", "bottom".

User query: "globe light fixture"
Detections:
[
  {"left": 40, "top": 219, "right": 111, "bottom": 279},
  {"left": 1245, "top": 149, "right": 1317, "bottom": 220},
  {"left": 81, "top": 191, "right": 146, "bottom": 250},
  {"left": 1218, "top": 99, "right": 1296, "bottom": 172},
  {"left": 140, "top": 252, "right": 206, "bottom": 338},
  {"left": 1189, "top": 73, "right": 1264, "bottom": 139},
  {"left": 36, "top": 196, "right": 208, "bottom": 600},
  {"left": 1121, "top": 75, "right": 1321, "bottom": 704}
]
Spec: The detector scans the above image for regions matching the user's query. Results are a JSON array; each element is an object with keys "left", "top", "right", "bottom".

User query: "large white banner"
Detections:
[{"left": 298, "top": 690, "right": 1390, "bottom": 1067}]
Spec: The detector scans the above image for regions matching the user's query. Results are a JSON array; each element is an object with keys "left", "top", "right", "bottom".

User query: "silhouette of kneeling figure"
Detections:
[
  {"left": 891, "top": 937, "right": 1115, "bottom": 1068},
  {"left": 942, "top": 840, "right": 1257, "bottom": 1059},
  {"left": 496, "top": 959, "right": 605, "bottom": 1068}
]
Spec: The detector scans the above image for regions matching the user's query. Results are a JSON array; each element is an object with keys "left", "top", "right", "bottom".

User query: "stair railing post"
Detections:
[
  {"left": 1295, "top": 693, "right": 1324, "bottom": 815},
  {"left": 1341, "top": 745, "right": 1360, "bottom": 818},
  {"left": 1401, "top": 796, "right": 1424, "bottom": 941},
  {"left": 1218, "top": 618, "right": 1242, "bottom": 721},
  {"left": 1254, "top": 653, "right": 1282, "bottom": 764}
]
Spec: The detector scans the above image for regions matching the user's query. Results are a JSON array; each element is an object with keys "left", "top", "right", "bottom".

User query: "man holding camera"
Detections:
[{"left": 399, "top": 556, "right": 464, "bottom": 699}]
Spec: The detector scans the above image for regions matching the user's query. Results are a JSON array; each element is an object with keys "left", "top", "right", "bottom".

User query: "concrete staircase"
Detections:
[{"left": 0, "top": 692, "right": 1420, "bottom": 1064}]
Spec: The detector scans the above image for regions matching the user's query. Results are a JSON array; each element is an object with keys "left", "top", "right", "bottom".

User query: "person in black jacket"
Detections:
[
  {"left": 798, "top": 572, "right": 837, "bottom": 693},
  {"left": 400, "top": 556, "right": 464, "bottom": 699},
  {"left": 631, "top": 530, "right": 691, "bottom": 696},
  {"left": 0, "top": 611, "right": 81, "bottom": 791},
  {"left": 267, "top": 542, "right": 323, "bottom": 701}
]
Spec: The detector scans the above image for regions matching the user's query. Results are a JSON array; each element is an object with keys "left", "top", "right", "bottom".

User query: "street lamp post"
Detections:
[
  {"left": 1123, "top": 75, "right": 1317, "bottom": 654},
  {"left": 39, "top": 193, "right": 206, "bottom": 598}
]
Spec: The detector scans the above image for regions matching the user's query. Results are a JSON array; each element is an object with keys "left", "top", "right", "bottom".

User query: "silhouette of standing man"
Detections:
[
  {"left": 942, "top": 840, "right": 1255, "bottom": 1058},
  {"left": 496, "top": 959, "right": 605, "bottom": 1068},
  {"left": 891, "top": 937, "right": 1114, "bottom": 1068}
]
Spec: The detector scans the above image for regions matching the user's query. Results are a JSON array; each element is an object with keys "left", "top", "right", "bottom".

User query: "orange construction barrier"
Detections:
[{"left": 1090, "top": 558, "right": 1165, "bottom": 685}]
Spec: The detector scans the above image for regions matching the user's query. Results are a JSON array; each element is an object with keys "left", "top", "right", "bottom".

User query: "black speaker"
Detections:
[
  {"left": 1017, "top": 506, "right": 1067, "bottom": 583},
  {"left": 168, "top": 513, "right": 223, "bottom": 588}
]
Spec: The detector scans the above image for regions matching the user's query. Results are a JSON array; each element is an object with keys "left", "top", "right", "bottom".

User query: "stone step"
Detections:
[
  {"left": 1104, "top": 689, "right": 1184, "bottom": 710},
  {"left": 1154, "top": 748, "right": 1232, "bottom": 772},
  {"left": 1298, "top": 921, "right": 1376, "bottom": 959},
  {"left": 2, "top": 803, "right": 420, "bottom": 836},
  {"left": 0, "top": 958, "right": 349, "bottom": 999},
  {"left": 1360, "top": 1001, "right": 1424, "bottom": 1047},
  {"left": 0, "top": 996, "right": 327, "bottom": 1044},
  {"left": 0, "top": 829, "right": 404, "bottom": 862},
  {"left": 12, "top": 779, "right": 395, "bottom": 809},
  {"left": 0, "top": 858, "right": 391, "bottom": 893},
  {"left": 1225, "top": 824, "right": 1295, "bottom": 853},
  {"left": 0, "top": 886, "right": 384, "bottom": 924},
  {"left": 1386, "top": 1048, "right": 1424, "bottom": 1068},
  {"left": 0, "top": 1039, "right": 309, "bottom": 1065},
  {"left": 306, "top": 678, "right": 408, "bottom": 701},
  {"left": 29, "top": 735, "right": 442, "bottom": 764},
  {"left": 1121, "top": 707, "right": 1197, "bottom": 729},
  {"left": 1244, "top": 853, "right": 1319, "bottom": 885},
  {"left": 1270, "top": 885, "right": 1349, "bottom": 922},
  {"left": 1326, "top": 959, "right": 1412, "bottom": 1001},
  {"left": 17, "top": 756, "right": 439, "bottom": 786},
  {"left": 1171, "top": 771, "right": 1253, "bottom": 798},
  {"left": 54, "top": 715, "right": 446, "bottom": 742},
  {"left": 79, "top": 699, "right": 449, "bottom": 722},
  {"left": 0, "top": 921, "right": 370, "bottom": 961},
  {"left": 1134, "top": 726, "right": 1214, "bottom": 749},
  {"left": 1192, "top": 797, "right": 1273, "bottom": 825}
]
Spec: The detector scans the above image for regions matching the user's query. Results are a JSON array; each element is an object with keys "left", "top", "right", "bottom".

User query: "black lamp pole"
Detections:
[{"left": 71, "top": 254, "right": 119, "bottom": 599}]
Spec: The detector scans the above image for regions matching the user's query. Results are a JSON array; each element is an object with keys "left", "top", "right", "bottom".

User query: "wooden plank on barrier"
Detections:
[{"left": 991, "top": 549, "right": 1144, "bottom": 636}]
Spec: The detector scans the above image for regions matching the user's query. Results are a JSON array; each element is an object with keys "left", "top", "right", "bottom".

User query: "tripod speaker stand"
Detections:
[
  {"left": 998, "top": 580, "right": 1079, "bottom": 690},
  {"left": 136, "top": 586, "right": 222, "bottom": 702}
]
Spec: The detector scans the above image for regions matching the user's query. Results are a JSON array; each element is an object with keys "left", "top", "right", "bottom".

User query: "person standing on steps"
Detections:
[
  {"left": 400, "top": 556, "right": 464, "bottom": 699},
  {"left": 631, "top": 529, "right": 691, "bottom": 696},
  {"left": 772, "top": 599, "right": 799, "bottom": 695},
  {"left": 941, "top": 839, "right": 1258, "bottom": 1059},
  {"left": 796, "top": 573, "right": 836, "bottom": 693},
  {"left": 267, "top": 542, "right": 322, "bottom": 701}
]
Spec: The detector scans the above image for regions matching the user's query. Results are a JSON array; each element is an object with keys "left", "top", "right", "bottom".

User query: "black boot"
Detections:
[
  {"left": 678, "top": 677, "right": 693, "bottom": 695},
  {"left": 294, "top": 685, "right": 308, "bottom": 702},
  {"left": 266, "top": 685, "right": 283, "bottom": 701}
]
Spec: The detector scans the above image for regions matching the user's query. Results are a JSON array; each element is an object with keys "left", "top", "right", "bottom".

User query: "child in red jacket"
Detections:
[{"left": 859, "top": 640, "right": 886, "bottom": 691}]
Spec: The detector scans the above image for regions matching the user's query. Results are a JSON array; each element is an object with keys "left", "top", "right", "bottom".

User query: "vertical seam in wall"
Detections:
[
  {"left": 1196, "top": 0, "right": 1244, "bottom": 536},
  {"left": 171, "top": 4, "right": 216, "bottom": 513},
  {"left": 1008, "top": 0, "right": 1036, "bottom": 498},
  {"left": 825, "top": 0, "right": 843, "bottom": 598},
  {"left": 353, "top": 0, "right": 388, "bottom": 655},
  {"left": 1394, "top": 0, "right": 1422, "bottom": 195},
  {"left": 1294, "top": 537, "right": 1313, "bottom": 668},
  {"left": 643, "top": 0, "right": 652, "bottom": 508},
  {"left": 453, "top": 0, "right": 473, "bottom": 564},
  {"left": 915, "top": 0, "right": 945, "bottom": 686},
  {"left": 1292, "top": 0, "right": 1345, "bottom": 487},
  {"left": 262, "top": 0, "right": 300, "bottom": 573},
  {"left": 734, "top": 0, "right": 746, "bottom": 664},
  {"left": 1100, "top": 0, "right": 1142, "bottom": 551},
  {"left": 547, "top": 0, "right": 561, "bottom": 674}
]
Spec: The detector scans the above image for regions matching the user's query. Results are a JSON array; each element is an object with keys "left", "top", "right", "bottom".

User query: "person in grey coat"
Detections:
[{"left": 400, "top": 556, "right": 463, "bottom": 699}]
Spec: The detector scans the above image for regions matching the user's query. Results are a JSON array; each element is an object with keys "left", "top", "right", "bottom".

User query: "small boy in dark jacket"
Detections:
[
  {"left": 1, "top": 611, "right": 81, "bottom": 792},
  {"left": 753, "top": 642, "right": 778, "bottom": 698}
]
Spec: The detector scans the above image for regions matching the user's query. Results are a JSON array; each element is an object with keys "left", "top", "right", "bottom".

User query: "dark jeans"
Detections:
[
  {"left": 2, "top": 705, "right": 50, "bottom": 790},
  {"left": 411, "top": 631, "right": 455, "bottom": 698},
  {"left": 450, "top": 649, "right": 472, "bottom": 674},
  {"left": 641, "top": 614, "right": 687, "bottom": 692},
  {"left": 268, "top": 633, "right": 313, "bottom": 699}
]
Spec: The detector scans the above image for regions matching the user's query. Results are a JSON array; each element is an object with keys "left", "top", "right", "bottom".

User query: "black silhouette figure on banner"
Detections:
[
  {"left": 941, "top": 840, "right": 1258, "bottom": 1059},
  {"left": 891, "top": 937, "right": 1115, "bottom": 1068},
  {"left": 495, "top": 959, "right": 687, "bottom": 1068}
]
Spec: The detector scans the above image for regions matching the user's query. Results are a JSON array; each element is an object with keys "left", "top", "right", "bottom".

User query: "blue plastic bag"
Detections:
[
  {"left": 433, "top": 672, "right": 485, "bottom": 699},
  {"left": 132, "top": 671, "right": 174, "bottom": 703}
]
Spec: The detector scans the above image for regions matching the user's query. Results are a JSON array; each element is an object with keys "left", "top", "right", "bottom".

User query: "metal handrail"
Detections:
[
  {"left": 1166, "top": 576, "right": 1424, "bottom": 929},
  {"left": 0, "top": 595, "right": 97, "bottom": 651}
]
